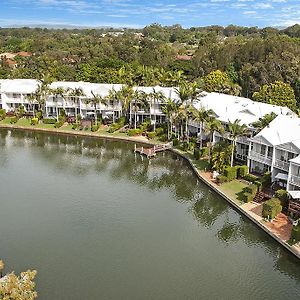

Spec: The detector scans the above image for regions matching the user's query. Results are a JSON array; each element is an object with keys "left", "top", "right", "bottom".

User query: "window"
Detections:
[
  {"left": 260, "top": 145, "right": 266, "bottom": 156},
  {"left": 267, "top": 147, "right": 273, "bottom": 158}
]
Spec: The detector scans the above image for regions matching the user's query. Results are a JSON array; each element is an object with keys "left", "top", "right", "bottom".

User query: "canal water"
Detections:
[{"left": 0, "top": 129, "right": 299, "bottom": 300}]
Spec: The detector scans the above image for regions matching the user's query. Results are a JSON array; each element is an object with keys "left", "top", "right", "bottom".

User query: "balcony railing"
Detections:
[
  {"left": 249, "top": 151, "right": 272, "bottom": 165},
  {"left": 288, "top": 200, "right": 300, "bottom": 215},
  {"left": 289, "top": 175, "right": 300, "bottom": 187},
  {"left": 273, "top": 159, "right": 290, "bottom": 171}
]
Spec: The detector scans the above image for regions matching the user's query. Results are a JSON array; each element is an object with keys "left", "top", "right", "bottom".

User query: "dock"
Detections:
[{"left": 134, "top": 143, "right": 172, "bottom": 158}]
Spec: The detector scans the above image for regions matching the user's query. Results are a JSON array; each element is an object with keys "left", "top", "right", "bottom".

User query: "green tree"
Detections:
[
  {"left": 251, "top": 112, "right": 277, "bottom": 132},
  {"left": 212, "top": 141, "right": 232, "bottom": 173},
  {"left": 252, "top": 81, "right": 297, "bottom": 111},
  {"left": 228, "top": 119, "right": 247, "bottom": 167}
]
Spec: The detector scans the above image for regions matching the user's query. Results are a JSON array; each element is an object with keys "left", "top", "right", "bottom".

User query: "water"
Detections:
[{"left": 0, "top": 129, "right": 299, "bottom": 300}]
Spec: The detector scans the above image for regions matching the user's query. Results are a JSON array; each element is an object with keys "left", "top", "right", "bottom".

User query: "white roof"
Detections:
[
  {"left": 193, "top": 92, "right": 295, "bottom": 127},
  {"left": 290, "top": 155, "right": 300, "bottom": 165},
  {"left": 0, "top": 79, "right": 40, "bottom": 94},
  {"left": 275, "top": 172, "right": 288, "bottom": 181},
  {"left": 252, "top": 115, "right": 300, "bottom": 146},
  {"left": 288, "top": 190, "right": 300, "bottom": 199}
]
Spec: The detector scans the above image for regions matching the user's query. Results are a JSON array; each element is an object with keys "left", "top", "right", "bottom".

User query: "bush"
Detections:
[
  {"left": 275, "top": 189, "right": 289, "bottom": 210},
  {"left": 180, "top": 142, "right": 189, "bottom": 151},
  {"left": 244, "top": 192, "right": 254, "bottom": 203},
  {"left": 244, "top": 173, "right": 259, "bottom": 183},
  {"left": 254, "top": 180, "right": 262, "bottom": 192},
  {"left": 194, "top": 148, "right": 200, "bottom": 160},
  {"left": 262, "top": 198, "right": 282, "bottom": 219},
  {"left": 216, "top": 175, "right": 229, "bottom": 184},
  {"left": 200, "top": 147, "right": 209, "bottom": 158},
  {"left": 291, "top": 224, "right": 300, "bottom": 242},
  {"left": 54, "top": 121, "right": 64, "bottom": 128},
  {"left": 10, "top": 116, "right": 17, "bottom": 124},
  {"left": 127, "top": 129, "right": 142, "bottom": 136},
  {"left": 261, "top": 171, "right": 271, "bottom": 188},
  {"left": 237, "top": 165, "right": 249, "bottom": 178},
  {"left": 243, "top": 184, "right": 258, "bottom": 195},
  {"left": 91, "top": 124, "right": 100, "bottom": 132},
  {"left": 147, "top": 132, "right": 156, "bottom": 139},
  {"left": 43, "top": 118, "right": 56, "bottom": 124},
  {"left": 172, "top": 138, "right": 179, "bottom": 146},
  {"left": 158, "top": 134, "right": 168, "bottom": 142},
  {"left": 36, "top": 111, "right": 43, "bottom": 120},
  {"left": 224, "top": 166, "right": 238, "bottom": 181},
  {"left": 108, "top": 117, "right": 126, "bottom": 133},
  {"left": 30, "top": 118, "right": 39, "bottom": 125},
  {"left": 72, "top": 123, "right": 80, "bottom": 130},
  {"left": 0, "top": 109, "right": 6, "bottom": 120},
  {"left": 155, "top": 127, "right": 164, "bottom": 136}
]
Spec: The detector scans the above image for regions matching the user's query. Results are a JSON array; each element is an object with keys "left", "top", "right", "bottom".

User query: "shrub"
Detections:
[
  {"left": 155, "top": 127, "right": 164, "bottom": 136},
  {"left": 158, "top": 134, "right": 168, "bottom": 142},
  {"left": 243, "top": 184, "right": 258, "bottom": 195},
  {"left": 254, "top": 180, "right": 262, "bottom": 192},
  {"left": 30, "top": 118, "right": 39, "bottom": 125},
  {"left": 36, "top": 111, "right": 43, "bottom": 120},
  {"left": 261, "top": 171, "right": 271, "bottom": 188},
  {"left": 108, "top": 117, "right": 126, "bottom": 133},
  {"left": 200, "top": 147, "right": 209, "bottom": 158},
  {"left": 224, "top": 166, "right": 238, "bottom": 181},
  {"left": 10, "top": 116, "right": 17, "bottom": 124},
  {"left": 194, "top": 148, "right": 200, "bottom": 160},
  {"left": 72, "top": 123, "right": 80, "bottom": 130},
  {"left": 262, "top": 198, "right": 282, "bottom": 219},
  {"left": 237, "top": 165, "right": 249, "bottom": 178},
  {"left": 244, "top": 173, "right": 259, "bottom": 183},
  {"left": 147, "top": 132, "right": 156, "bottom": 139},
  {"left": 0, "top": 109, "right": 6, "bottom": 120},
  {"left": 91, "top": 124, "right": 100, "bottom": 132},
  {"left": 172, "top": 138, "right": 179, "bottom": 147},
  {"left": 216, "top": 175, "right": 229, "bottom": 184},
  {"left": 180, "top": 142, "right": 189, "bottom": 151},
  {"left": 244, "top": 192, "right": 254, "bottom": 203},
  {"left": 291, "top": 224, "right": 300, "bottom": 242},
  {"left": 43, "top": 118, "right": 56, "bottom": 124},
  {"left": 127, "top": 129, "right": 142, "bottom": 136},
  {"left": 54, "top": 121, "right": 64, "bottom": 128},
  {"left": 275, "top": 189, "right": 289, "bottom": 210}
]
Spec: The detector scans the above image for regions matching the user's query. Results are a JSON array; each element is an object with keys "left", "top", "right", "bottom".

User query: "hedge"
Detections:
[
  {"left": 194, "top": 148, "right": 200, "bottom": 160},
  {"left": 243, "top": 184, "right": 258, "bottom": 195},
  {"left": 254, "top": 180, "right": 262, "bottom": 192},
  {"left": 244, "top": 192, "right": 254, "bottom": 203},
  {"left": 224, "top": 166, "right": 238, "bottom": 181},
  {"left": 262, "top": 198, "right": 282, "bottom": 219},
  {"left": 200, "top": 147, "right": 209, "bottom": 158},
  {"left": 155, "top": 127, "right": 164, "bottom": 136},
  {"left": 72, "top": 123, "right": 80, "bottom": 130},
  {"left": 147, "top": 132, "right": 156, "bottom": 139},
  {"left": 0, "top": 109, "right": 6, "bottom": 120},
  {"left": 54, "top": 121, "right": 64, "bottom": 128},
  {"left": 172, "top": 138, "right": 179, "bottom": 146},
  {"left": 275, "top": 189, "right": 289, "bottom": 210},
  {"left": 237, "top": 165, "right": 249, "bottom": 178},
  {"left": 261, "top": 172, "right": 271, "bottom": 188},
  {"left": 10, "top": 116, "right": 17, "bottom": 124},
  {"left": 216, "top": 175, "right": 229, "bottom": 184},
  {"left": 108, "top": 117, "right": 125, "bottom": 133},
  {"left": 91, "top": 124, "right": 100, "bottom": 132},
  {"left": 291, "top": 224, "right": 300, "bottom": 242},
  {"left": 244, "top": 173, "right": 259, "bottom": 183},
  {"left": 43, "top": 118, "right": 56, "bottom": 124},
  {"left": 30, "top": 118, "right": 39, "bottom": 125},
  {"left": 127, "top": 129, "right": 142, "bottom": 136}
]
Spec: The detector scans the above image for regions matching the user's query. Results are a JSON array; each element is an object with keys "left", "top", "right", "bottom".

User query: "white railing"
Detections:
[
  {"left": 273, "top": 159, "right": 290, "bottom": 171},
  {"left": 289, "top": 175, "right": 300, "bottom": 187},
  {"left": 249, "top": 150, "right": 272, "bottom": 165}
]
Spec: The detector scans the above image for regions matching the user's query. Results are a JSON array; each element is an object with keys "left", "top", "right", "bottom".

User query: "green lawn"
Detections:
[{"left": 218, "top": 179, "right": 249, "bottom": 205}]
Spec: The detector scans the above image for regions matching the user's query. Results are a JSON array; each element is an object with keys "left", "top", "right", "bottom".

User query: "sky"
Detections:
[{"left": 1, "top": 0, "right": 300, "bottom": 29}]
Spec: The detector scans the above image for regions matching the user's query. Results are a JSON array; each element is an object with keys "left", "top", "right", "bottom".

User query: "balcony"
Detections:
[
  {"left": 288, "top": 200, "right": 300, "bottom": 215},
  {"left": 273, "top": 159, "right": 290, "bottom": 171},
  {"left": 214, "top": 131, "right": 250, "bottom": 145},
  {"left": 249, "top": 150, "right": 272, "bottom": 165},
  {"left": 289, "top": 175, "right": 300, "bottom": 187}
]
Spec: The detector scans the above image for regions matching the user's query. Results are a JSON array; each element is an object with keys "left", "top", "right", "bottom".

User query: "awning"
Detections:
[
  {"left": 275, "top": 173, "right": 288, "bottom": 181},
  {"left": 288, "top": 190, "right": 300, "bottom": 199}
]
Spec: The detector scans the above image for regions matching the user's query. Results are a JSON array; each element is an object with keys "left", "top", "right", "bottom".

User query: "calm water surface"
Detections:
[{"left": 0, "top": 129, "right": 299, "bottom": 300}]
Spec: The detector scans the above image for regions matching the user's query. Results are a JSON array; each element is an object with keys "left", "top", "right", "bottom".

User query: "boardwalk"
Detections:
[{"left": 134, "top": 143, "right": 172, "bottom": 158}]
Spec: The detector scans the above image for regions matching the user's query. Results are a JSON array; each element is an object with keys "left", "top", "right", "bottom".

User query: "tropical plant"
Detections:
[
  {"left": 67, "top": 87, "right": 85, "bottom": 122},
  {"left": 251, "top": 112, "right": 277, "bottom": 132},
  {"left": 228, "top": 119, "right": 247, "bottom": 167}
]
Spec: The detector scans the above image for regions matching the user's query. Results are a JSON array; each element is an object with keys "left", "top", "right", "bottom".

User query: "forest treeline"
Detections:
[{"left": 0, "top": 23, "right": 300, "bottom": 108}]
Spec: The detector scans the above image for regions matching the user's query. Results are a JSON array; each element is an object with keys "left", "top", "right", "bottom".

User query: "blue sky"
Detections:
[{"left": 2, "top": 0, "right": 300, "bottom": 28}]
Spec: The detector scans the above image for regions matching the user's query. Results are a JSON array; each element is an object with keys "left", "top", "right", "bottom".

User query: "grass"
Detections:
[{"left": 218, "top": 179, "right": 249, "bottom": 205}]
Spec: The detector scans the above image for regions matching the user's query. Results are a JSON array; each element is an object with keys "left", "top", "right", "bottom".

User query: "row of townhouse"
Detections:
[{"left": 0, "top": 79, "right": 178, "bottom": 124}]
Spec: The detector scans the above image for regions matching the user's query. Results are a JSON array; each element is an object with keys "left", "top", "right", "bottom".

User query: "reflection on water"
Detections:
[{"left": 0, "top": 129, "right": 299, "bottom": 300}]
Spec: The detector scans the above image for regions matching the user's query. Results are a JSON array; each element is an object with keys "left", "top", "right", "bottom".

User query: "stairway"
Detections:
[{"left": 253, "top": 192, "right": 266, "bottom": 203}]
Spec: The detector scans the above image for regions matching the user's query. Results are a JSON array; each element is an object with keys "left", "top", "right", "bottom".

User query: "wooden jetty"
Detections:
[{"left": 134, "top": 143, "right": 172, "bottom": 158}]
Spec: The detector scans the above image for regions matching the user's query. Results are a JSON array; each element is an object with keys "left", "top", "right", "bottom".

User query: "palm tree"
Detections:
[
  {"left": 162, "top": 98, "right": 179, "bottom": 140},
  {"left": 193, "top": 107, "right": 215, "bottom": 148},
  {"left": 206, "top": 117, "right": 224, "bottom": 162},
  {"left": 50, "top": 87, "right": 65, "bottom": 121},
  {"left": 132, "top": 90, "right": 148, "bottom": 129},
  {"left": 25, "top": 93, "right": 36, "bottom": 117},
  {"left": 67, "top": 87, "right": 85, "bottom": 122},
  {"left": 228, "top": 119, "right": 247, "bottom": 167},
  {"left": 90, "top": 91, "right": 107, "bottom": 126},
  {"left": 107, "top": 87, "right": 120, "bottom": 123},
  {"left": 149, "top": 89, "right": 166, "bottom": 131},
  {"left": 34, "top": 80, "right": 49, "bottom": 115},
  {"left": 119, "top": 85, "right": 134, "bottom": 124},
  {"left": 251, "top": 112, "right": 277, "bottom": 133}
]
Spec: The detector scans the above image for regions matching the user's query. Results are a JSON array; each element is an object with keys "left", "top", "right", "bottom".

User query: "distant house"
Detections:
[
  {"left": 16, "top": 51, "right": 32, "bottom": 57},
  {"left": 175, "top": 55, "right": 193, "bottom": 61}
]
